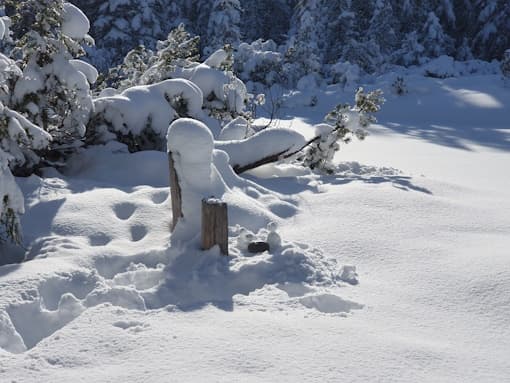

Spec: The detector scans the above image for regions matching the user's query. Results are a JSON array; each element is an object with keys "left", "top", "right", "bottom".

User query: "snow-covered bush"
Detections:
[
  {"left": 146, "top": 47, "right": 248, "bottom": 124},
  {"left": 91, "top": 79, "right": 205, "bottom": 151},
  {"left": 301, "top": 88, "right": 385, "bottom": 174},
  {"left": 91, "top": 46, "right": 249, "bottom": 151},
  {"left": 423, "top": 55, "right": 456, "bottom": 78},
  {"left": 94, "top": 24, "right": 249, "bottom": 148},
  {"left": 6, "top": 0, "right": 94, "bottom": 161}
]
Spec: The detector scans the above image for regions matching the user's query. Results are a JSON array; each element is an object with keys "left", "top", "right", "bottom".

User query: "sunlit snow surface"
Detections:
[{"left": 1, "top": 74, "right": 509, "bottom": 382}]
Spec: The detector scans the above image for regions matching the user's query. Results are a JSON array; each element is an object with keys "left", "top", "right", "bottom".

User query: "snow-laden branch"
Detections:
[{"left": 215, "top": 128, "right": 306, "bottom": 174}]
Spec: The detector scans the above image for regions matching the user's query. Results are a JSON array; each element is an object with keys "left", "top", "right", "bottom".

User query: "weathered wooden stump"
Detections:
[
  {"left": 168, "top": 151, "right": 182, "bottom": 231},
  {"left": 201, "top": 198, "right": 228, "bottom": 256}
]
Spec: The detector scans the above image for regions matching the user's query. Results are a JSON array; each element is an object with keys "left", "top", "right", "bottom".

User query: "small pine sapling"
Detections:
[{"left": 301, "top": 88, "right": 384, "bottom": 173}]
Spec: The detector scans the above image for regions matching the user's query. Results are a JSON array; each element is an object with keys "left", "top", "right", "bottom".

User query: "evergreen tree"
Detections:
[
  {"left": 205, "top": 0, "right": 241, "bottom": 55},
  {"left": 285, "top": 0, "right": 328, "bottom": 84},
  {"left": 323, "top": 0, "right": 352, "bottom": 64},
  {"left": 368, "top": 0, "right": 399, "bottom": 58},
  {"left": 0, "top": 17, "right": 51, "bottom": 246},
  {"left": 6, "top": 0, "right": 94, "bottom": 160},
  {"left": 80, "top": 0, "right": 182, "bottom": 70},
  {"left": 502, "top": 49, "right": 510, "bottom": 85},
  {"left": 472, "top": 0, "right": 510, "bottom": 60},
  {"left": 240, "top": 0, "right": 292, "bottom": 44},
  {"left": 419, "top": 11, "right": 455, "bottom": 58}
]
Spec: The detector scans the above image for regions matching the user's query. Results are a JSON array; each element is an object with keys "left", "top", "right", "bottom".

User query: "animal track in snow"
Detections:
[
  {"left": 89, "top": 233, "right": 112, "bottom": 247},
  {"left": 113, "top": 202, "right": 137, "bottom": 220},
  {"left": 130, "top": 224, "right": 148, "bottom": 242},
  {"left": 4, "top": 272, "right": 98, "bottom": 352},
  {"left": 150, "top": 190, "right": 168, "bottom": 204}
]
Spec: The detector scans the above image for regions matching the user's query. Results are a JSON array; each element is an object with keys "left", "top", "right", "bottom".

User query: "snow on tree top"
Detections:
[{"left": 62, "top": 2, "right": 90, "bottom": 40}]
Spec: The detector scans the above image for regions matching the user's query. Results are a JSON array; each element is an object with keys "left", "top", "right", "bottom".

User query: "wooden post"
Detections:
[
  {"left": 201, "top": 198, "right": 229, "bottom": 256},
  {"left": 168, "top": 151, "right": 182, "bottom": 231}
]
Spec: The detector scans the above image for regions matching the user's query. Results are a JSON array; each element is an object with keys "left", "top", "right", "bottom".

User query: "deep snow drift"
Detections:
[{"left": 0, "top": 72, "right": 509, "bottom": 382}]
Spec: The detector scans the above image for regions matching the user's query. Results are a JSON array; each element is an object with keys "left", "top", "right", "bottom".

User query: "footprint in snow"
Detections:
[
  {"left": 150, "top": 191, "right": 168, "bottom": 204},
  {"left": 113, "top": 202, "right": 137, "bottom": 220},
  {"left": 89, "top": 232, "right": 112, "bottom": 247},
  {"left": 130, "top": 224, "right": 148, "bottom": 242}
]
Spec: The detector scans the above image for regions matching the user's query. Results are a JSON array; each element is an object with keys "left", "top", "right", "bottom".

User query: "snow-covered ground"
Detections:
[{"left": 1, "top": 74, "right": 509, "bottom": 382}]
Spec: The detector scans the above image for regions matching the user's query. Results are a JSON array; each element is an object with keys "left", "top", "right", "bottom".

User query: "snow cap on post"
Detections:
[
  {"left": 167, "top": 118, "right": 215, "bottom": 242},
  {"left": 167, "top": 118, "right": 214, "bottom": 190}
]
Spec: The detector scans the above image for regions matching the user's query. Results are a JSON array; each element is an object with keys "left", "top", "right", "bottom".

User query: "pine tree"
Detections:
[
  {"left": 81, "top": 0, "right": 182, "bottom": 70},
  {"left": 0, "top": 16, "right": 51, "bottom": 246},
  {"left": 420, "top": 11, "right": 454, "bottom": 58},
  {"left": 472, "top": 0, "right": 510, "bottom": 60},
  {"left": 368, "top": 0, "right": 399, "bottom": 58},
  {"left": 240, "top": 0, "right": 292, "bottom": 44},
  {"left": 285, "top": 0, "right": 328, "bottom": 84},
  {"left": 324, "top": 0, "right": 353, "bottom": 64},
  {"left": 502, "top": 49, "right": 510, "bottom": 85},
  {"left": 6, "top": 0, "right": 94, "bottom": 160},
  {"left": 204, "top": 0, "right": 241, "bottom": 55}
]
